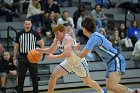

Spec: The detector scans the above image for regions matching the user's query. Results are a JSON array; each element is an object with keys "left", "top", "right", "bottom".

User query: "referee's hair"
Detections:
[
  {"left": 81, "top": 16, "right": 96, "bottom": 33},
  {"left": 24, "top": 19, "right": 31, "bottom": 22}
]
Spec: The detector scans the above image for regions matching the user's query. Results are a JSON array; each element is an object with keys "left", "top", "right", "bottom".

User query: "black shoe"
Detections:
[{"left": 1, "top": 87, "right": 6, "bottom": 93}]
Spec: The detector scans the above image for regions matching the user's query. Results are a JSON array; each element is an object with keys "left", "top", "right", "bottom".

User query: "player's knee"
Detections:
[{"left": 108, "top": 84, "right": 117, "bottom": 91}]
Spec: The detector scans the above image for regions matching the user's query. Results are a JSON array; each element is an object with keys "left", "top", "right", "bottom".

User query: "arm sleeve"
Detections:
[{"left": 84, "top": 36, "right": 102, "bottom": 51}]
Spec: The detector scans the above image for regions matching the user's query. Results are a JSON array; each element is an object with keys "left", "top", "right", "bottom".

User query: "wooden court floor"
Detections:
[{"left": 32, "top": 83, "right": 140, "bottom": 93}]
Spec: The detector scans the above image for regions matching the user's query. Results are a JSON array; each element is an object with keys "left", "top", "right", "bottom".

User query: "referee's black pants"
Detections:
[{"left": 17, "top": 55, "right": 38, "bottom": 93}]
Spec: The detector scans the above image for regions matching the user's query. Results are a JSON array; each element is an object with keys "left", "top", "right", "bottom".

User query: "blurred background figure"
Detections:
[
  {"left": 44, "top": 0, "right": 60, "bottom": 21},
  {"left": 109, "top": 28, "right": 121, "bottom": 53},
  {"left": 118, "top": 23, "right": 133, "bottom": 51},
  {"left": 128, "top": 20, "right": 140, "bottom": 46},
  {"left": 27, "top": 0, "right": 45, "bottom": 31},
  {"left": 41, "top": 12, "right": 57, "bottom": 45},
  {"left": 98, "top": 27, "right": 107, "bottom": 38},
  {"left": 57, "top": 10, "right": 74, "bottom": 28},
  {"left": 73, "top": 3, "right": 86, "bottom": 28},
  {"left": 64, "top": 23, "right": 76, "bottom": 40},
  {"left": 91, "top": 4, "right": 108, "bottom": 29},
  {"left": 0, "top": 0, "right": 20, "bottom": 22},
  {"left": 0, "top": 51, "right": 18, "bottom": 93},
  {"left": 131, "top": 38, "right": 140, "bottom": 68}
]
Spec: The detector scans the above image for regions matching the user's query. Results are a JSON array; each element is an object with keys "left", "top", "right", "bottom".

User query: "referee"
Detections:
[{"left": 13, "top": 19, "right": 44, "bottom": 93}]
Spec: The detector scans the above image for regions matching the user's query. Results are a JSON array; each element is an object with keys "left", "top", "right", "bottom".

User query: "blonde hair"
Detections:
[{"left": 52, "top": 24, "right": 65, "bottom": 33}]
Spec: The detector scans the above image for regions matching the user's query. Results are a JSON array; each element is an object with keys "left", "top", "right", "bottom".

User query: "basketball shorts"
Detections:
[
  {"left": 106, "top": 54, "right": 126, "bottom": 78},
  {"left": 59, "top": 59, "right": 89, "bottom": 78}
]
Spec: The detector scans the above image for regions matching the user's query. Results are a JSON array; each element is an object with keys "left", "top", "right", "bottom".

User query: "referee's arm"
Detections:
[
  {"left": 13, "top": 43, "right": 19, "bottom": 67},
  {"left": 13, "top": 43, "right": 19, "bottom": 60}
]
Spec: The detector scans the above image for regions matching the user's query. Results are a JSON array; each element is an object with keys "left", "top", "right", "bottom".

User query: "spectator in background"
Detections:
[
  {"left": 44, "top": 0, "right": 60, "bottom": 21},
  {"left": 98, "top": 28, "right": 107, "bottom": 38},
  {"left": 76, "top": 12, "right": 87, "bottom": 31},
  {"left": 73, "top": 3, "right": 86, "bottom": 28},
  {"left": 41, "top": 12, "right": 57, "bottom": 45},
  {"left": 128, "top": 20, "right": 140, "bottom": 46},
  {"left": 118, "top": 23, "right": 133, "bottom": 50},
  {"left": 64, "top": 23, "right": 76, "bottom": 40},
  {"left": 0, "top": 0, "right": 20, "bottom": 22},
  {"left": 76, "top": 11, "right": 88, "bottom": 42},
  {"left": 91, "top": 4, "right": 107, "bottom": 29},
  {"left": 131, "top": 38, "right": 140, "bottom": 68},
  {"left": 22, "top": 0, "right": 30, "bottom": 14},
  {"left": 106, "top": 21, "right": 115, "bottom": 38},
  {"left": 4, "top": 0, "right": 20, "bottom": 13},
  {"left": 109, "top": 29, "right": 121, "bottom": 53},
  {"left": 27, "top": 0, "right": 45, "bottom": 31},
  {"left": 57, "top": 10, "right": 74, "bottom": 28},
  {"left": 0, "top": 51, "right": 18, "bottom": 93}
]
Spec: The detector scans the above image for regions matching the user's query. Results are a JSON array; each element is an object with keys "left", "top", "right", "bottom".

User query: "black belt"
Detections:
[
  {"left": 107, "top": 53, "right": 119, "bottom": 64},
  {"left": 19, "top": 53, "right": 28, "bottom": 56}
]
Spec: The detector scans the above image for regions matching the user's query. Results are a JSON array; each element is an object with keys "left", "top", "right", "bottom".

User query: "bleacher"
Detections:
[{"left": 0, "top": 0, "right": 140, "bottom": 92}]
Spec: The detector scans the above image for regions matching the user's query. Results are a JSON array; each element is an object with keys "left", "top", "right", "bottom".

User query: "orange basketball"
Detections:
[{"left": 27, "top": 49, "right": 42, "bottom": 63}]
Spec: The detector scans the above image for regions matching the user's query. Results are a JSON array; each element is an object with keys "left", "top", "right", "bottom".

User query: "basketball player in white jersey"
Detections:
[{"left": 37, "top": 24, "right": 106, "bottom": 93}]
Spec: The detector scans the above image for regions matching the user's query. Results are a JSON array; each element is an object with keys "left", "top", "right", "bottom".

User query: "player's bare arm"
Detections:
[
  {"left": 46, "top": 36, "right": 73, "bottom": 60},
  {"left": 36, "top": 38, "right": 58, "bottom": 54},
  {"left": 79, "top": 49, "right": 90, "bottom": 58}
]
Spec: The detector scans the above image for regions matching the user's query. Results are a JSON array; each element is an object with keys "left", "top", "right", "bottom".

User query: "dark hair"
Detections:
[
  {"left": 78, "top": 3, "right": 85, "bottom": 13},
  {"left": 2, "top": 50, "right": 10, "bottom": 56},
  {"left": 81, "top": 16, "right": 96, "bottom": 33},
  {"left": 132, "top": 20, "right": 138, "bottom": 28},
  {"left": 95, "top": 4, "right": 102, "bottom": 9},
  {"left": 24, "top": 19, "right": 31, "bottom": 23},
  {"left": 62, "top": 11, "right": 68, "bottom": 20}
]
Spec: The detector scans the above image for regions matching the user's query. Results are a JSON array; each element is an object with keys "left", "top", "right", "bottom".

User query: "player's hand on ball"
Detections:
[{"left": 46, "top": 54, "right": 55, "bottom": 60}]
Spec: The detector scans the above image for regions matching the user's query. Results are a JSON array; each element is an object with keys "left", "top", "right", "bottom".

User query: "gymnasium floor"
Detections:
[{"left": 38, "top": 83, "right": 140, "bottom": 93}]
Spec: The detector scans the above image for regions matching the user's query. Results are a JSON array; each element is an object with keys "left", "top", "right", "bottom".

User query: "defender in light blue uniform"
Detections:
[
  {"left": 79, "top": 16, "right": 131, "bottom": 93},
  {"left": 84, "top": 32, "right": 126, "bottom": 78}
]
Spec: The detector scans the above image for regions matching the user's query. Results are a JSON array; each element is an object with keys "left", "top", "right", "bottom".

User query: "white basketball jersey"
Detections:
[{"left": 57, "top": 34, "right": 85, "bottom": 64}]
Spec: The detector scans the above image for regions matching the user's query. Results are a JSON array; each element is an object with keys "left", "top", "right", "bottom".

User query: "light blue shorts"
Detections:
[{"left": 106, "top": 54, "right": 126, "bottom": 78}]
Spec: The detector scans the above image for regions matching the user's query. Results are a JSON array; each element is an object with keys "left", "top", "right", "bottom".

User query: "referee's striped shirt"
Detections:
[{"left": 15, "top": 30, "right": 41, "bottom": 54}]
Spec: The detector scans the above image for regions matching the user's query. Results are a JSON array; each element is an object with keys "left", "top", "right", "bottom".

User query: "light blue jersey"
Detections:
[{"left": 84, "top": 32, "right": 126, "bottom": 77}]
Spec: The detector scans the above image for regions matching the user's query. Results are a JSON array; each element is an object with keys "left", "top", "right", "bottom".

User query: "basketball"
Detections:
[{"left": 27, "top": 49, "right": 42, "bottom": 63}]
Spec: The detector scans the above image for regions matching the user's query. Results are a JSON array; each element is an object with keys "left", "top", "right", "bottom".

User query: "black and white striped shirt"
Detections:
[{"left": 15, "top": 30, "right": 41, "bottom": 54}]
